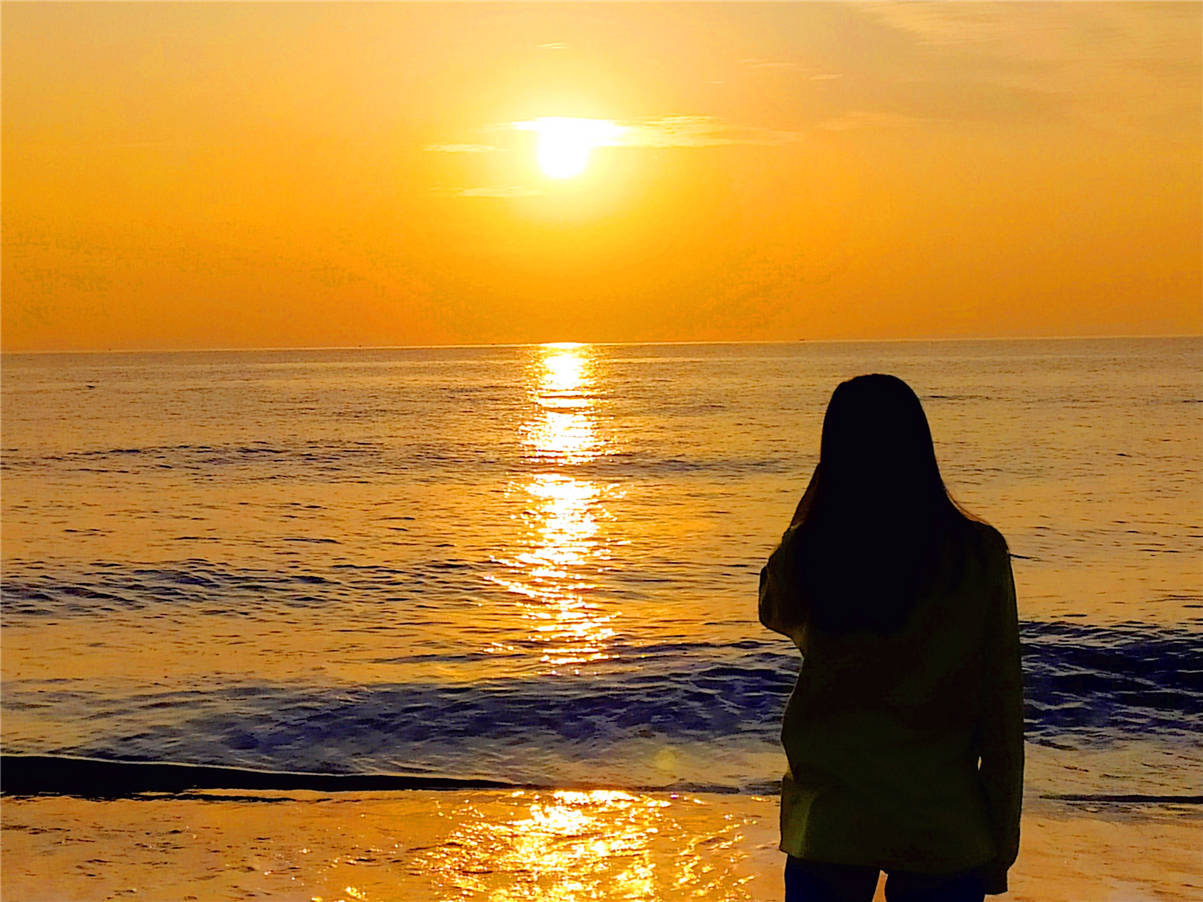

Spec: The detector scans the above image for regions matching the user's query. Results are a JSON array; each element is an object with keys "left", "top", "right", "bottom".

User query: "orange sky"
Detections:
[{"left": 3, "top": 2, "right": 1200, "bottom": 351}]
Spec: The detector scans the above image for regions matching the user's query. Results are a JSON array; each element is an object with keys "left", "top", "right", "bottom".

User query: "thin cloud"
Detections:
[
  {"left": 617, "top": 116, "right": 806, "bottom": 148},
  {"left": 429, "top": 115, "right": 810, "bottom": 160},
  {"left": 739, "top": 59, "right": 841, "bottom": 81},
  {"left": 423, "top": 143, "right": 496, "bottom": 153},
  {"left": 537, "top": 42, "right": 568, "bottom": 51},
  {"left": 439, "top": 185, "right": 544, "bottom": 198},
  {"left": 857, "top": 3, "right": 1199, "bottom": 134},
  {"left": 739, "top": 57, "right": 802, "bottom": 71},
  {"left": 817, "top": 111, "right": 923, "bottom": 132}
]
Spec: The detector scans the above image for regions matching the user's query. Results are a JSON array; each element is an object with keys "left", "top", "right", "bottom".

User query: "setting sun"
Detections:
[{"left": 516, "top": 117, "right": 625, "bottom": 179}]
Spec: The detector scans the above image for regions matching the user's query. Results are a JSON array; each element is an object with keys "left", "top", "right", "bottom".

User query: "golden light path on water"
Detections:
[
  {"left": 420, "top": 791, "right": 661, "bottom": 900},
  {"left": 486, "top": 343, "right": 617, "bottom": 671}
]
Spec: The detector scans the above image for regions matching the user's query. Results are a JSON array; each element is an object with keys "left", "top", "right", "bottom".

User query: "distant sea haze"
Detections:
[{"left": 2, "top": 338, "right": 1200, "bottom": 802}]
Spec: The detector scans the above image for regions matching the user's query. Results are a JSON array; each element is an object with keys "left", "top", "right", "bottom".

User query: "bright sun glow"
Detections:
[{"left": 515, "top": 117, "right": 624, "bottom": 179}]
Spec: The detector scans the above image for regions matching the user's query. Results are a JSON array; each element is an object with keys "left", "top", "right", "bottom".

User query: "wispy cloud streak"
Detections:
[
  {"left": 424, "top": 143, "right": 496, "bottom": 153},
  {"left": 432, "top": 185, "right": 544, "bottom": 198},
  {"left": 617, "top": 116, "right": 805, "bottom": 148}
]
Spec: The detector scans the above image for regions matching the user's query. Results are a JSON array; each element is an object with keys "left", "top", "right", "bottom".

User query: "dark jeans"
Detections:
[{"left": 785, "top": 856, "right": 986, "bottom": 902}]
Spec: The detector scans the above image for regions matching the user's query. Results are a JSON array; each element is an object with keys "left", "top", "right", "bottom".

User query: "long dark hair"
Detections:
[{"left": 787, "top": 374, "right": 974, "bottom": 634}]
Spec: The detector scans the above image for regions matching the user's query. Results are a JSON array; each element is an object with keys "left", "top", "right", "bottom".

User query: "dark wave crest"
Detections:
[
  {"left": 4, "top": 623, "right": 1200, "bottom": 789},
  {"left": 0, "top": 754, "right": 517, "bottom": 797}
]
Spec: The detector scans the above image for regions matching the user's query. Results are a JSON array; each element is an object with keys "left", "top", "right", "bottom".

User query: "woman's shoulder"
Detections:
[
  {"left": 948, "top": 516, "right": 1012, "bottom": 591},
  {"left": 949, "top": 509, "right": 1008, "bottom": 555},
  {"left": 969, "top": 517, "right": 1008, "bottom": 553},
  {"left": 931, "top": 514, "right": 1009, "bottom": 586}
]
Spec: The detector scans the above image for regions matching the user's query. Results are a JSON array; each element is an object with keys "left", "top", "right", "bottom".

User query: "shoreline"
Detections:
[{"left": 6, "top": 753, "right": 1202, "bottom": 808}]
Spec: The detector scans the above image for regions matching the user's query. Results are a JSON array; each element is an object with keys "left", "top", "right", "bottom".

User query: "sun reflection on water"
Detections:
[
  {"left": 487, "top": 344, "right": 616, "bottom": 671},
  {"left": 420, "top": 790, "right": 663, "bottom": 901}
]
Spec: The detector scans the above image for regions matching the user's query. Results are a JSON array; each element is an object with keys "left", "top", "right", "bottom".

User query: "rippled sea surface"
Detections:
[{"left": 3, "top": 339, "right": 1200, "bottom": 802}]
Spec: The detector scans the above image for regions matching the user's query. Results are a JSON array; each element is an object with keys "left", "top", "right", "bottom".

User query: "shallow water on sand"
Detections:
[
  {"left": 3, "top": 791, "right": 1201, "bottom": 902},
  {"left": 2, "top": 338, "right": 1201, "bottom": 801}
]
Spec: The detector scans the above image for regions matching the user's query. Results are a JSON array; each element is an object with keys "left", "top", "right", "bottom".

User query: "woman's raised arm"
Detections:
[{"left": 759, "top": 525, "right": 805, "bottom": 642}]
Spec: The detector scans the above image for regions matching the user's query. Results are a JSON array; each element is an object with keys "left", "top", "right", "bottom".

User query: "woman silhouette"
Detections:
[{"left": 759, "top": 375, "right": 1023, "bottom": 902}]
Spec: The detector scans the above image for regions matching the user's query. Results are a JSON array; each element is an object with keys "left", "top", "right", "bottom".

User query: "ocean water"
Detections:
[{"left": 2, "top": 338, "right": 1201, "bottom": 804}]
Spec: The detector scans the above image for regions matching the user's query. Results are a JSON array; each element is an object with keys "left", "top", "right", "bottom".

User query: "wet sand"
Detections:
[{"left": 2, "top": 791, "right": 1199, "bottom": 901}]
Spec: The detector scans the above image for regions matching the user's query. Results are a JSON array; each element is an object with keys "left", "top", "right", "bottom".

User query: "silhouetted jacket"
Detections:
[{"left": 759, "top": 520, "right": 1023, "bottom": 895}]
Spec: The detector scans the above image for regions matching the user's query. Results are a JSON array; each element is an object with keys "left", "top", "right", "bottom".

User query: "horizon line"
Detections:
[{"left": 2, "top": 332, "right": 1200, "bottom": 357}]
